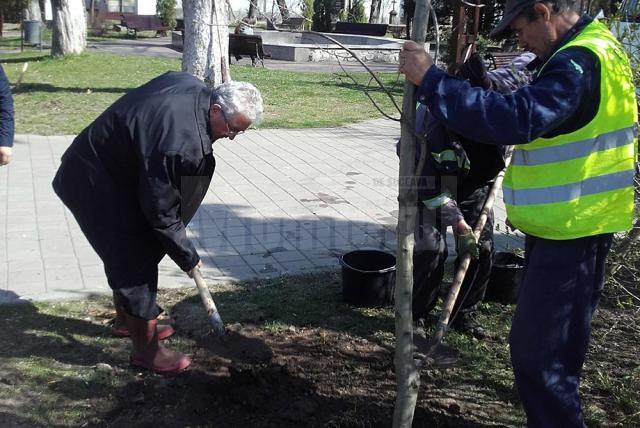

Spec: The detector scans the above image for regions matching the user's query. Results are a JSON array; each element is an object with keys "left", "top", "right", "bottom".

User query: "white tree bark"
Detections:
[
  {"left": 182, "top": 0, "right": 230, "bottom": 87},
  {"left": 27, "top": 0, "right": 42, "bottom": 21},
  {"left": 51, "top": 0, "right": 86, "bottom": 56},
  {"left": 392, "top": 0, "right": 430, "bottom": 426}
]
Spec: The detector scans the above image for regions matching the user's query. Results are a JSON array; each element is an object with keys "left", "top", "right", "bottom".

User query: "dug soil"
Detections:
[
  {"left": 100, "top": 301, "right": 636, "bottom": 427},
  {"left": 0, "top": 272, "right": 637, "bottom": 427}
]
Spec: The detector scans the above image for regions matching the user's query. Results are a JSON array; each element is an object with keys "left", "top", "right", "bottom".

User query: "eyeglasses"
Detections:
[{"left": 221, "top": 110, "right": 245, "bottom": 137}]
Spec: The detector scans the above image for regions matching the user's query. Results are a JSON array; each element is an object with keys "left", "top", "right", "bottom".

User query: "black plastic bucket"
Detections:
[
  {"left": 485, "top": 251, "right": 524, "bottom": 304},
  {"left": 340, "top": 250, "right": 396, "bottom": 307}
]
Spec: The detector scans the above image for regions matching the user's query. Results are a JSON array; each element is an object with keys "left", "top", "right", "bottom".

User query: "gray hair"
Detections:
[
  {"left": 520, "top": 1, "right": 577, "bottom": 21},
  {"left": 215, "top": 81, "right": 263, "bottom": 123}
]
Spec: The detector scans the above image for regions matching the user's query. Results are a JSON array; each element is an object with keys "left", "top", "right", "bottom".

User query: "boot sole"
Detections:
[{"left": 129, "top": 355, "right": 192, "bottom": 373}]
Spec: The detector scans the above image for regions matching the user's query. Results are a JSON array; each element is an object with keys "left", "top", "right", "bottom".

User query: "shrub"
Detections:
[
  {"left": 349, "top": 0, "right": 366, "bottom": 23},
  {"left": 156, "top": 0, "right": 177, "bottom": 30},
  {"left": 312, "top": 0, "right": 334, "bottom": 32},
  {"left": 300, "top": 0, "right": 313, "bottom": 30}
]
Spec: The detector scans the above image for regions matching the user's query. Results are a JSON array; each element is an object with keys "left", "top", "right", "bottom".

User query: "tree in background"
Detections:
[
  {"left": 369, "top": 0, "right": 381, "bottom": 23},
  {"left": 300, "top": 0, "right": 313, "bottom": 29},
  {"left": 157, "top": 0, "right": 177, "bottom": 30},
  {"left": 182, "top": 0, "right": 229, "bottom": 86},
  {"left": 276, "top": 0, "right": 290, "bottom": 21},
  {"left": 312, "top": 0, "right": 333, "bottom": 31},
  {"left": 246, "top": 0, "right": 258, "bottom": 25},
  {"left": 349, "top": 0, "right": 365, "bottom": 23},
  {"left": 480, "top": 0, "right": 505, "bottom": 36},
  {"left": 51, "top": 0, "right": 86, "bottom": 56},
  {"left": 26, "top": 0, "right": 42, "bottom": 21}
]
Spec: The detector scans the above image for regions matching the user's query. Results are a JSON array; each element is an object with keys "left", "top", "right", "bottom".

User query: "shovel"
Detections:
[{"left": 191, "top": 266, "right": 226, "bottom": 337}]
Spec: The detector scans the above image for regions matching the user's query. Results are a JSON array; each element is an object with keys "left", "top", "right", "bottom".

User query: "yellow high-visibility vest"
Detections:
[{"left": 503, "top": 20, "right": 638, "bottom": 240}]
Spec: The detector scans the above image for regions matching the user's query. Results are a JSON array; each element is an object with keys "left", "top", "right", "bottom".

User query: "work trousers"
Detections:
[
  {"left": 510, "top": 233, "right": 612, "bottom": 428},
  {"left": 412, "top": 185, "right": 494, "bottom": 322},
  {"left": 52, "top": 154, "right": 164, "bottom": 320}
]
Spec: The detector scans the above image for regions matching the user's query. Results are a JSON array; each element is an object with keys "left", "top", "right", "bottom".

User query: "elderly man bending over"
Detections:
[{"left": 53, "top": 72, "right": 263, "bottom": 373}]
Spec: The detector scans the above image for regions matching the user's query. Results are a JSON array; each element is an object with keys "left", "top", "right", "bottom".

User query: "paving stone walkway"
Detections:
[{"left": 0, "top": 119, "right": 523, "bottom": 302}]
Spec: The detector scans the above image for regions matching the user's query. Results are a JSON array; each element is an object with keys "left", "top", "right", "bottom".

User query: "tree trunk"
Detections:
[
  {"left": 28, "top": 0, "right": 42, "bottom": 21},
  {"left": 90, "top": 0, "right": 95, "bottom": 26},
  {"left": 182, "top": 0, "right": 230, "bottom": 87},
  {"left": 247, "top": 0, "right": 258, "bottom": 24},
  {"left": 276, "top": 0, "right": 289, "bottom": 21},
  {"left": 369, "top": 0, "right": 381, "bottom": 23},
  {"left": 51, "top": 0, "right": 86, "bottom": 56},
  {"left": 0, "top": 10, "right": 4, "bottom": 38},
  {"left": 392, "top": 0, "right": 430, "bottom": 426}
]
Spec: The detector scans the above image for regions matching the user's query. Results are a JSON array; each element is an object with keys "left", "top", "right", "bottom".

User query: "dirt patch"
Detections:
[
  {"left": 102, "top": 313, "right": 472, "bottom": 427},
  {"left": 98, "top": 302, "right": 637, "bottom": 427},
  {"left": 0, "top": 272, "right": 637, "bottom": 427}
]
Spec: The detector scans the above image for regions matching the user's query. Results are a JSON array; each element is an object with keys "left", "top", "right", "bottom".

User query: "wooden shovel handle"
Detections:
[
  {"left": 192, "top": 267, "right": 225, "bottom": 337},
  {"left": 422, "top": 152, "right": 512, "bottom": 362}
]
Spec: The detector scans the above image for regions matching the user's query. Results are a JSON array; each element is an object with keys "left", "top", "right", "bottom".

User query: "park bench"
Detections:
[
  {"left": 485, "top": 51, "right": 523, "bottom": 70},
  {"left": 90, "top": 10, "right": 133, "bottom": 34},
  {"left": 334, "top": 22, "right": 388, "bottom": 37},
  {"left": 120, "top": 14, "right": 169, "bottom": 37},
  {"left": 228, "top": 33, "right": 271, "bottom": 67}
]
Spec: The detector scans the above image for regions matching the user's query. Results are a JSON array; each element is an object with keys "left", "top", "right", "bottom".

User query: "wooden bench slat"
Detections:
[
  {"left": 120, "top": 14, "right": 169, "bottom": 37},
  {"left": 485, "top": 51, "right": 523, "bottom": 70},
  {"left": 228, "top": 34, "right": 271, "bottom": 67}
]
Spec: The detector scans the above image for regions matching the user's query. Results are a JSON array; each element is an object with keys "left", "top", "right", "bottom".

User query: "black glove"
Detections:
[{"left": 457, "top": 53, "right": 492, "bottom": 90}]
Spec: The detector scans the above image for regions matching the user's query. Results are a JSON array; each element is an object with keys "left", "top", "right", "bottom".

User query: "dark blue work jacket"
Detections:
[{"left": 416, "top": 15, "right": 600, "bottom": 146}]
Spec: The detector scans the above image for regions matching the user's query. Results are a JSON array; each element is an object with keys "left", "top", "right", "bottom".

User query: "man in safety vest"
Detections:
[{"left": 399, "top": 0, "right": 637, "bottom": 426}]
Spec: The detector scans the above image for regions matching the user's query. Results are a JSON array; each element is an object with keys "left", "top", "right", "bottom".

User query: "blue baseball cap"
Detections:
[{"left": 490, "top": 0, "right": 537, "bottom": 38}]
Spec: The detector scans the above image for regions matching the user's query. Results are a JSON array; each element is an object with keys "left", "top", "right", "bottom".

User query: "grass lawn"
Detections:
[
  {"left": 0, "top": 50, "right": 404, "bottom": 135},
  {"left": 0, "top": 271, "right": 637, "bottom": 426}
]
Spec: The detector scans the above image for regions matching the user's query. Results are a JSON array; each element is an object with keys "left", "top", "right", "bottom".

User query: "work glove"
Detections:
[
  {"left": 456, "top": 230, "right": 480, "bottom": 259},
  {"left": 457, "top": 53, "right": 492, "bottom": 90}
]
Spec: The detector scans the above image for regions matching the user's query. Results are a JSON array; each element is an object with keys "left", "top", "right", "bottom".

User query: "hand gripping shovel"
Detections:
[{"left": 191, "top": 267, "right": 226, "bottom": 338}]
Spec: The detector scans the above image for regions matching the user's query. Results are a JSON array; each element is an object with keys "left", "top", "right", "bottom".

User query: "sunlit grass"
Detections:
[{"left": 0, "top": 51, "right": 403, "bottom": 135}]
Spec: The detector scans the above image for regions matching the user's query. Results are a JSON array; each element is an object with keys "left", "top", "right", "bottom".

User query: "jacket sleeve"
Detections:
[
  {"left": 486, "top": 52, "right": 536, "bottom": 94},
  {"left": 0, "top": 65, "right": 15, "bottom": 148},
  {"left": 137, "top": 151, "right": 200, "bottom": 272},
  {"left": 416, "top": 47, "right": 598, "bottom": 146}
]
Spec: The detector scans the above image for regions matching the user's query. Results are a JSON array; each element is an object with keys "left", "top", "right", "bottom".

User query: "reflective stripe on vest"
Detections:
[
  {"left": 511, "top": 125, "right": 637, "bottom": 166},
  {"left": 504, "top": 169, "right": 635, "bottom": 205},
  {"left": 503, "top": 20, "right": 638, "bottom": 240}
]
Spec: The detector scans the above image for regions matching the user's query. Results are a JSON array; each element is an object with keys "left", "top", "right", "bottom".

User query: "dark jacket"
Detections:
[
  {"left": 0, "top": 65, "right": 14, "bottom": 148},
  {"left": 416, "top": 106, "right": 506, "bottom": 201},
  {"left": 52, "top": 72, "right": 215, "bottom": 284},
  {"left": 416, "top": 15, "right": 600, "bottom": 146}
]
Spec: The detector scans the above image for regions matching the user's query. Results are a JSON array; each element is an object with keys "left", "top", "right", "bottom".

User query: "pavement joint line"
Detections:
[{"left": 1, "top": 66, "right": 522, "bottom": 303}]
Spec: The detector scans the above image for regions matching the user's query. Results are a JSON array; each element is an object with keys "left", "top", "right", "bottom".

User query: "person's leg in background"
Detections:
[
  {"left": 509, "top": 234, "right": 612, "bottom": 427},
  {"left": 450, "top": 185, "right": 494, "bottom": 338},
  {"left": 412, "top": 206, "right": 449, "bottom": 323}
]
